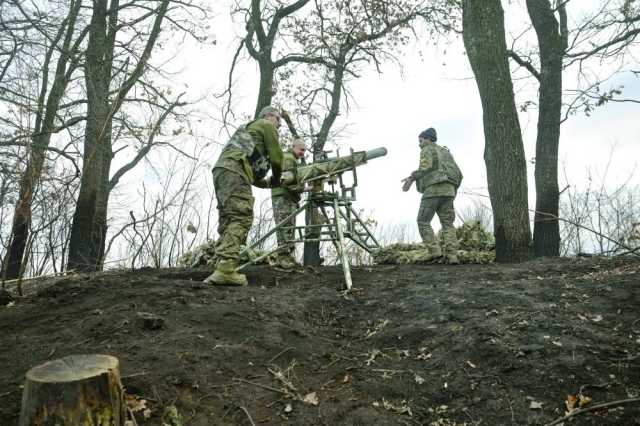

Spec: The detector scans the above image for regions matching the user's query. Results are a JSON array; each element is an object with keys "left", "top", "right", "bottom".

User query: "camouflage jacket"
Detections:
[
  {"left": 271, "top": 151, "right": 303, "bottom": 203},
  {"left": 411, "top": 140, "right": 461, "bottom": 198},
  {"left": 214, "top": 119, "right": 283, "bottom": 185}
]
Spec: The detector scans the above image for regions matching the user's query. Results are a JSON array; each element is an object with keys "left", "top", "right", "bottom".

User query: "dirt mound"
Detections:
[{"left": 1, "top": 256, "right": 639, "bottom": 425}]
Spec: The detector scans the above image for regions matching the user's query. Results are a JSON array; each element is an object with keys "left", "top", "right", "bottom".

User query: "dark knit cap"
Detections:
[{"left": 419, "top": 127, "right": 437, "bottom": 142}]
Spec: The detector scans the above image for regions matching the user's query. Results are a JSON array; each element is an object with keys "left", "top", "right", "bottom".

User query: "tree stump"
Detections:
[{"left": 19, "top": 354, "right": 126, "bottom": 426}]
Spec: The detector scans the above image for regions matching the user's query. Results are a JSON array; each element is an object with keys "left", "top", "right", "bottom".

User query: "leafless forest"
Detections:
[{"left": 1, "top": 0, "right": 639, "bottom": 280}]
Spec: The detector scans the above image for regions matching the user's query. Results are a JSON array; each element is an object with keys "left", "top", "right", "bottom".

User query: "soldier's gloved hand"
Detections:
[
  {"left": 401, "top": 177, "right": 414, "bottom": 192},
  {"left": 270, "top": 175, "right": 281, "bottom": 188}
]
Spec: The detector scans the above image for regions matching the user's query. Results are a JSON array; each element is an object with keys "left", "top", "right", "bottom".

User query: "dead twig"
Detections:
[
  {"left": 121, "top": 371, "right": 148, "bottom": 379},
  {"left": 267, "top": 367, "right": 302, "bottom": 399},
  {"left": 233, "top": 378, "right": 288, "bottom": 396},
  {"left": 268, "top": 347, "right": 293, "bottom": 364},
  {"left": 0, "top": 389, "right": 18, "bottom": 398},
  {"left": 545, "top": 397, "right": 640, "bottom": 426},
  {"left": 239, "top": 406, "right": 256, "bottom": 426},
  {"left": 127, "top": 407, "right": 139, "bottom": 426},
  {"left": 507, "top": 311, "right": 541, "bottom": 329}
]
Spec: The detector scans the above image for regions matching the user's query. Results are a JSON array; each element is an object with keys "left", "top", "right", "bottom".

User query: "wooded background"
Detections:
[{"left": 1, "top": 0, "right": 638, "bottom": 281}]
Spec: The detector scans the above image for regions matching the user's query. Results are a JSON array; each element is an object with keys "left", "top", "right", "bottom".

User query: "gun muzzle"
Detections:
[{"left": 363, "top": 147, "right": 387, "bottom": 161}]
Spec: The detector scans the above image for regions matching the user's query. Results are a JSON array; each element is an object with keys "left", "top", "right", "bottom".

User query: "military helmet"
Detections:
[{"left": 419, "top": 127, "right": 437, "bottom": 142}]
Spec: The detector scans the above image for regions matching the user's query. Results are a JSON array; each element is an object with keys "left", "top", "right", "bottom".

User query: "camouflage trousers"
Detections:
[
  {"left": 212, "top": 168, "right": 254, "bottom": 264},
  {"left": 272, "top": 195, "right": 298, "bottom": 255},
  {"left": 417, "top": 196, "right": 458, "bottom": 254}
]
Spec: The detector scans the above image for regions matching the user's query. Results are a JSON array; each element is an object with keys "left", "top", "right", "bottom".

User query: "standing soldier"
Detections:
[
  {"left": 205, "top": 106, "right": 284, "bottom": 286},
  {"left": 271, "top": 138, "right": 307, "bottom": 268},
  {"left": 402, "top": 127, "right": 462, "bottom": 264}
]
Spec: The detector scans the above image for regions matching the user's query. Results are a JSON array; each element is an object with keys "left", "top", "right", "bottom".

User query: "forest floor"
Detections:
[{"left": 1, "top": 256, "right": 639, "bottom": 425}]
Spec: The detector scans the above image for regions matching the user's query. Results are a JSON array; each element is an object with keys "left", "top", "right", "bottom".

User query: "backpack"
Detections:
[
  {"left": 416, "top": 144, "right": 463, "bottom": 193},
  {"left": 439, "top": 145, "right": 463, "bottom": 188}
]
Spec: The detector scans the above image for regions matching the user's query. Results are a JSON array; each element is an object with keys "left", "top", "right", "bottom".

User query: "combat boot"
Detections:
[
  {"left": 421, "top": 241, "right": 442, "bottom": 262},
  {"left": 278, "top": 254, "right": 299, "bottom": 269},
  {"left": 204, "top": 260, "right": 248, "bottom": 286},
  {"left": 445, "top": 253, "right": 460, "bottom": 265}
]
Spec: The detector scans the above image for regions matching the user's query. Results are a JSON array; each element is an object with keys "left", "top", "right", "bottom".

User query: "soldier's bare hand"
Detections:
[{"left": 401, "top": 177, "right": 414, "bottom": 192}]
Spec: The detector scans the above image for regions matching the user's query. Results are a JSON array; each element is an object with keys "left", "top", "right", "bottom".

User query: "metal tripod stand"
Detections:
[{"left": 237, "top": 167, "right": 379, "bottom": 290}]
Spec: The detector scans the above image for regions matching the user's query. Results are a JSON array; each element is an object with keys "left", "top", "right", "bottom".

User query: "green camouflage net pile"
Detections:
[
  {"left": 372, "top": 221, "right": 495, "bottom": 265},
  {"left": 177, "top": 240, "right": 276, "bottom": 268}
]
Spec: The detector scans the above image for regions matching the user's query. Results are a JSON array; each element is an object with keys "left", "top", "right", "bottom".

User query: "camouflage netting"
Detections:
[
  {"left": 372, "top": 220, "right": 495, "bottom": 265},
  {"left": 177, "top": 240, "right": 277, "bottom": 268}
]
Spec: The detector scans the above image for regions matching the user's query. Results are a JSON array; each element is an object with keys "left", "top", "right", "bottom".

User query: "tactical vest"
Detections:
[
  {"left": 416, "top": 144, "right": 463, "bottom": 193},
  {"left": 227, "top": 121, "right": 270, "bottom": 181}
]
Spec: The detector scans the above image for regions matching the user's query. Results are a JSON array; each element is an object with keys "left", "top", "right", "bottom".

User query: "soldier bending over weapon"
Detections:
[{"left": 205, "top": 106, "right": 284, "bottom": 286}]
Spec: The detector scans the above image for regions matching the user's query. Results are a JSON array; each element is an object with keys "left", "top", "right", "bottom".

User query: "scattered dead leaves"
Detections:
[{"left": 372, "top": 398, "right": 413, "bottom": 416}]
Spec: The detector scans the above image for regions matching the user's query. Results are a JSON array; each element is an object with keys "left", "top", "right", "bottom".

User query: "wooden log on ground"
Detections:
[{"left": 19, "top": 354, "right": 126, "bottom": 426}]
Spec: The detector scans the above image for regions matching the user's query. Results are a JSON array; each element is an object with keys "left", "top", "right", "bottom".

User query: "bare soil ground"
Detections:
[{"left": 1, "top": 256, "right": 639, "bottom": 425}]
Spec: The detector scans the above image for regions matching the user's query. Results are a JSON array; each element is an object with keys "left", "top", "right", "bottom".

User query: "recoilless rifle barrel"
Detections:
[{"left": 282, "top": 147, "right": 387, "bottom": 185}]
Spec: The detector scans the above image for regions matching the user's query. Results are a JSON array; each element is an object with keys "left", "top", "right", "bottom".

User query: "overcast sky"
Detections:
[{"left": 142, "top": 0, "right": 640, "bottom": 244}]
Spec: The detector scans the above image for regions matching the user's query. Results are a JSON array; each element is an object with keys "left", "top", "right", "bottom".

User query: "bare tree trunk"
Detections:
[
  {"left": 254, "top": 59, "right": 275, "bottom": 118},
  {"left": 3, "top": 0, "right": 83, "bottom": 279},
  {"left": 67, "top": 0, "right": 114, "bottom": 272},
  {"left": 527, "top": 0, "right": 567, "bottom": 257},
  {"left": 303, "top": 54, "right": 346, "bottom": 266},
  {"left": 462, "top": 0, "right": 532, "bottom": 263},
  {"left": 67, "top": 0, "right": 169, "bottom": 271}
]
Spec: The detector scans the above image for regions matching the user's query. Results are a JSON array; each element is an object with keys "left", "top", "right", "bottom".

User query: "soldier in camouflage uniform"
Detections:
[
  {"left": 204, "top": 106, "right": 284, "bottom": 286},
  {"left": 402, "top": 127, "right": 462, "bottom": 264},
  {"left": 271, "top": 139, "right": 307, "bottom": 268}
]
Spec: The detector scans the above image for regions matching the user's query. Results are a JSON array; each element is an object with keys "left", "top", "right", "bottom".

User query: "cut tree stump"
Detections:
[{"left": 19, "top": 354, "right": 126, "bottom": 426}]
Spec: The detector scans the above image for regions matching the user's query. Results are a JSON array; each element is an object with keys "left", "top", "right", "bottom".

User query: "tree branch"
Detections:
[{"left": 507, "top": 49, "right": 541, "bottom": 80}]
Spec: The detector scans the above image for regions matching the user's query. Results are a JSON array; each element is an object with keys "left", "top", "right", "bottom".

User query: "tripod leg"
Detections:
[
  {"left": 333, "top": 198, "right": 352, "bottom": 290},
  {"left": 319, "top": 206, "right": 341, "bottom": 256}
]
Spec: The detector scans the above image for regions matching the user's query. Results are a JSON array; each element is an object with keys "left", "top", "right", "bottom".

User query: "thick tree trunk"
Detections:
[
  {"left": 254, "top": 59, "right": 275, "bottom": 118},
  {"left": 67, "top": 0, "right": 167, "bottom": 271},
  {"left": 19, "top": 354, "right": 126, "bottom": 426},
  {"left": 3, "top": 142, "right": 46, "bottom": 280},
  {"left": 462, "top": 0, "right": 532, "bottom": 263},
  {"left": 67, "top": 0, "right": 114, "bottom": 272},
  {"left": 303, "top": 57, "right": 346, "bottom": 266},
  {"left": 527, "top": 0, "right": 565, "bottom": 257}
]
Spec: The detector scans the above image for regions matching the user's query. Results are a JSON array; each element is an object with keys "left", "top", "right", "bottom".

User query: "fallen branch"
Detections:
[
  {"left": 233, "top": 378, "right": 287, "bottom": 396},
  {"left": 0, "top": 389, "right": 18, "bottom": 398},
  {"left": 268, "top": 347, "right": 293, "bottom": 364},
  {"left": 267, "top": 367, "right": 302, "bottom": 400},
  {"left": 239, "top": 406, "right": 256, "bottom": 426},
  {"left": 1, "top": 270, "right": 76, "bottom": 287},
  {"left": 545, "top": 397, "right": 640, "bottom": 426}
]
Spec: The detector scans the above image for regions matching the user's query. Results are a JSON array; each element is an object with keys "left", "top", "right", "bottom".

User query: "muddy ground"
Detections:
[{"left": 1, "top": 256, "right": 639, "bottom": 425}]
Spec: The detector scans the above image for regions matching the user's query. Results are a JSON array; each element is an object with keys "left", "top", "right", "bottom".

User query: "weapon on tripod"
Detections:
[
  {"left": 281, "top": 147, "right": 388, "bottom": 187},
  {"left": 239, "top": 146, "right": 388, "bottom": 290}
]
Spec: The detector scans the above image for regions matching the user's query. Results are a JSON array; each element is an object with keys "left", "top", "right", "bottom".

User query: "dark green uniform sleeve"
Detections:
[
  {"left": 247, "top": 119, "right": 283, "bottom": 182},
  {"left": 247, "top": 119, "right": 284, "bottom": 184},
  {"left": 265, "top": 130, "right": 283, "bottom": 182}
]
